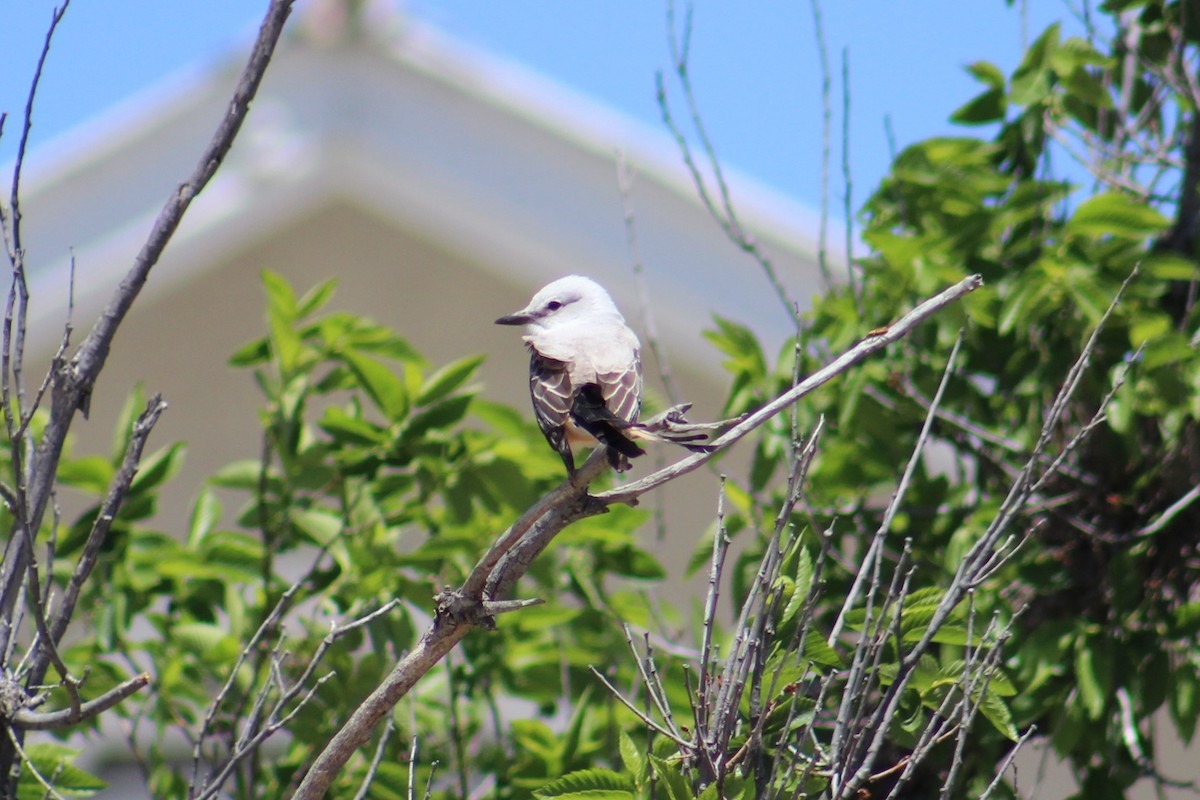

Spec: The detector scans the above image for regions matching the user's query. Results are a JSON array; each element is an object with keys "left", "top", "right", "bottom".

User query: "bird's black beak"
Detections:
[{"left": 495, "top": 312, "right": 532, "bottom": 326}]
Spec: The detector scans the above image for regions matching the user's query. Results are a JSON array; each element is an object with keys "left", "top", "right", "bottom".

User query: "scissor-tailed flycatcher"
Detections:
[{"left": 496, "top": 275, "right": 710, "bottom": 475}]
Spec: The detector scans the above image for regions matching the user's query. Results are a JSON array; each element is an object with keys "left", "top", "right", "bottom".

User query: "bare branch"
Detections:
[
  {"left": 595, "top": 274, "right": 984, "bottom": 505},
  {"left": 25, "top": 396, "right": 167, "bottom": 690},
  {"left": 809, "top": 0, "right": 835, "bottom": 288},
  {"left": 1138, "top": 482, "right": 1200, "bottom": 537},
  {"left": 660, "top": 0, "right": 800, "bottom": 324},
  {"left": 0, "top": 0, "right": 297, "bottom": 635},
  {"left": 9, "top": 673, "right": 150, "bottom": 731}
]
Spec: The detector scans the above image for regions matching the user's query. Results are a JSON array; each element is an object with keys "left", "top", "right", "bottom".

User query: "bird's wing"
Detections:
[
  {"left": 596, "top": 346, "right": 642, "bottom": 424},
  {"left": 528, "top": 348, "right": 575, "bottom": 467}
]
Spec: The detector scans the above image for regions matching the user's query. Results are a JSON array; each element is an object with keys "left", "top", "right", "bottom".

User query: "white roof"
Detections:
[{"left": 16, "top": 19, "right": 833, "bottom": 362}]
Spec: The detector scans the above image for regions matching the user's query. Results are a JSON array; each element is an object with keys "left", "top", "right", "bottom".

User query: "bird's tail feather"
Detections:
[
  {"left": 571, "top": 386, "right": 645, "bottom": 470},
  {"left": 629, "top": 403, "right": 738, "bottom": 454}
]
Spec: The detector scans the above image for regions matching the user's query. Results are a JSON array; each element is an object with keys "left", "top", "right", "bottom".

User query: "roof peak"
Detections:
[{"left": 294, "top": 0, "right": 400, "bottom": 47}]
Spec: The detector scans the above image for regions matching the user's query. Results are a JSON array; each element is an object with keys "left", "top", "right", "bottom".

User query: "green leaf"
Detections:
[
  {"left": 1169, "top": 667, "right": 1199, "bottom": 745},
  {"left": 292, "top": 508, "right": 344, "bottom": 546},
  {"left": 172, "top": 622, "right": 233, "bottom": 659},
  {"left": 319, "top": 406, "right": 388, "bottom": 445},
  {"left": 56, "top": 455, "right": 114, "bottom": 496},
  {"left": 343, "top": 350, "right": 409, "bottom": 421},
  {"left": 296, "top": 276, "right": 339, "bottom": 318},
  {"left": 262, "top": 270, "right": 298, "bottom": 321},
  {"left": 16, "top": 743, "right": 106, "bottom": 799},
  {"left": 1010, "top": 22, "right": 1060, "bottom": 106},
  {"left": 1074, "top": 638, "right": 1110, "bottom": 719},
  {"left": 188, "top": 487, "right": 222, "bottom": 546},
  {"left": 951, "top": 88, "right": 1006, "bottom": 125},
  {"left": 618, "top": 731, "right": 647, "bottom": 786},
  {"left": 704, "top": 316, "right": 768, "bottom": 404},
  {"left": 130, "top": 442, "right": 187, "bottom": 493},
  {"left": 263, "top": 271, "right": 305, "bottom": 374},
  {"left": 649, "top": 755, "right": 693, "bottom": 800},
  {"left": 802, "top": 629, "right": 843, "bottom": 668},
  {"left": 418, "top": 354, "right": 485, "bottom": 405},
  {"left": 209, "top": 459, "right": 264, "bottom": 490},
  {"left": 229, "top": 336, "right": 270, "bottom": 367},
  {"left": 1067, "top": 192, "right": 1170, "bottom": 238},
  {"left": 977, "top": 689, "right": 1020, "bottom": 741},
  {"left": 533, "top": 768, "right": 634, "bottom": 799},
  {"left": 202, "top": 532, "right": 264, "bottom": 581},
  {"left": 601, "top": 544, "right": 665, "bottom": 580},
  {"left": 403, "top": 394, "right": 474, "bottom": 441},
  {"left": 1144, "top": 253, "right": 1200, "bottom": 280},
  {"left": 781, "top": 545, "right": 814, "bottom": 625},
  {"left": 966, "top": 60, "right": 1006, "bottom": 89}
]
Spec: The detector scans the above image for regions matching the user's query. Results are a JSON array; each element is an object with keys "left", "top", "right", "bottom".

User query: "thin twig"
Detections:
[
  {"left": 660, "top": 0, "right": 800, "bottom": 324},
  {"left": 809, "top": 0, "right": 835, "bottom": 288},
  {"left": 597, "top": 275, "right": 983, "bottom": 505}
]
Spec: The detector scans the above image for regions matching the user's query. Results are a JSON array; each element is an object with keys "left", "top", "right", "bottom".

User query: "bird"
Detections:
[{"left": 496, "top": 275, "right": 712, "bottom": 476}]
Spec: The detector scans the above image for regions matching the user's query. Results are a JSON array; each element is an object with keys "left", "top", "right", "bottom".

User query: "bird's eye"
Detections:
[{"left": 546, "top": 300, "right": 563, "bottom": 311}]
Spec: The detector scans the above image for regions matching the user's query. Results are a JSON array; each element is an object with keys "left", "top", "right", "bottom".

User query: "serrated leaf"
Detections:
[
  {"left": 1067, "top": 192, "right": 1169, "bottom": 238},
  {"left": 803, "top": 629, "right": 843, "bottom": 668},
  {"left": 618, "top": 731, "right": 647, "bottom": 786},
  {"left": 781, "top": 546, "right": 814, "bottom": 626},
  {"left": 17, "top": 743, "right": 106, "bottom": 798},
  {"left": 1011, "top": 23, "right": 1060, "bottom": 106},
  {"left": 172, "top": 622, "right": 231, "bottom": 658},
  {"left": 976, "top": 689, "right": 1020, "bottom": 741},
  {"left": 533, "top": 768, "right": 634, "bottom": 799},
  {"left": 649, "top": 755, "right": 693, "bottom": 800}
]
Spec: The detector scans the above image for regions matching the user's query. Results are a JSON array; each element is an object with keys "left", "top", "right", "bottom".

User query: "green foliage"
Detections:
[
  {"left": 12, "top": 272, "right": 673, "bottom": 798},
  {"left": 15, "top": 744, "right": 106, "bottom": 800},
  {"left": 690, "top": 2, "right": 1200, "bottom": 795},
  {"left": 11, "top": 6, "right": 1200, "bottom": 798}
]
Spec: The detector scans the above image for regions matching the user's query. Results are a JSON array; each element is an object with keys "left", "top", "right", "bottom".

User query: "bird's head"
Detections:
[{"left": 495, "top": 275, "right": 624, "bottom": 331}]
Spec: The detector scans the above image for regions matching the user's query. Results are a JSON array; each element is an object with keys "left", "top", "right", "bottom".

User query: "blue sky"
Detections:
[{"left": 2, "top": 1, "right": 1076, "bottom": 228}]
